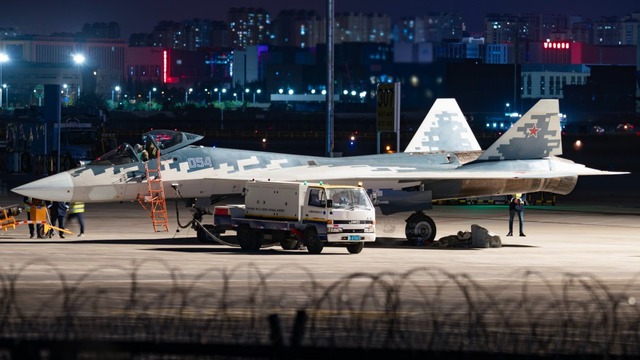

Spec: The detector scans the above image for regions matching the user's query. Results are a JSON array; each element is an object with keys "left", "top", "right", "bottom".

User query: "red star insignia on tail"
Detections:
[{"left": 527, "top": 125, "right": 540, "bottom": 138}]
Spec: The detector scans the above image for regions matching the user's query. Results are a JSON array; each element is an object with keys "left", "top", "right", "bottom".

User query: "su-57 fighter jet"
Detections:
[{"left": 12, "top": 98, "right": 627, "bottom": 243}]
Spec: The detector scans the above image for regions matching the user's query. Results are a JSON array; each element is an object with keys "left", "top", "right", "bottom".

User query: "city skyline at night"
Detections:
[{"left": 1, "top": 0, "right": 638, "bottom": 38}]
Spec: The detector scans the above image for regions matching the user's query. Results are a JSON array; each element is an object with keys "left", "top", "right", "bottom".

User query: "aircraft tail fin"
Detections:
[
  {"left": 476, "top": 99, "right": 562, "bottom": 161},
  {"left": 404, "top": 98, "right": 481, "bottom": 153}
]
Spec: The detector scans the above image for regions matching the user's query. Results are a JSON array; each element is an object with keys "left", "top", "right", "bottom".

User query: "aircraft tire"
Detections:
[
  {"left": 303, "top": 227, "right": 323, "bottom": 254},
  {"left": 405, "top": 212, "right": 437, "bottom": 246},
  {"left": 346, "top": 242, "right": 364, "bottom": 254},
  {"left": 238, "top": 225, "right": 260, "bottom": 251}
]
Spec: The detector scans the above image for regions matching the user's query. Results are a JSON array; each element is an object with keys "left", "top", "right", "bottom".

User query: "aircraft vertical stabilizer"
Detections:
[
  {"left": 476, "top": 99, "right": 562, "bottom": 161},
  {"left": 404, "top": 98, "right": 481, "bottom": 153}
]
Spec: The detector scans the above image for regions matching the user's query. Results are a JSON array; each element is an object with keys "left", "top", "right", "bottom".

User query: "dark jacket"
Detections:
[
  {"left": 50, "top": 202, "right": 70, "bottom": 217},
  {"left": 509, "top": 197, "right": 524, "bottom": 212}
]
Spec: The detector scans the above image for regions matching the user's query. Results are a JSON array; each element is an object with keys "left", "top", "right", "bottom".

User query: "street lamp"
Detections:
[
  {"left": 72, "top": 53, "right": 85, "bottom": 101},
  {"left": 2, "top": 84, "right": 8, "bottom": 108},
  {"left": 112, "top": 85, "right": 121, "bottom": 103},
  {"left": 243, "top": 88, "right": 249, "bottom": 103},
  {"left": 185, "top": 88, "right": 193, "bottom": 103},
  {"left": 0, "top": 53, "right": 9, "bottom": 109},
  {"left": 213, "top": 88, "right": 227, "bottom": 130},
  {"left": 253, "top": 89, "right": 261, "bottom": 103},
  {"left": 148, "top": 87, "right": 156, "bottom": 103}
]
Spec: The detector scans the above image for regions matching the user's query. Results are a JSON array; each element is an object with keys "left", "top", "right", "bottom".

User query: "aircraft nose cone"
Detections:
[{"left": 11, "top": 172, "right": 74, "bottom": 202}]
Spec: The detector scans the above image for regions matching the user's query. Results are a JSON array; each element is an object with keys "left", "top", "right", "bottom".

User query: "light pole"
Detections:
[
  {"left": 0, "top": 53, "right": 8, "bottom": 109},
  {"left": 63, "top": 84, "right": 69, "bottom": 104},
  {"left": 185, "top": 88, "right": 192, "bottom": 103},
  {"left": 72, "top": 53, "right": 85, "bottom": 102},
  {"left": 2, "top": 84, "right": 8, "bottom": 108},
  {"left": 111, "top": 85, "right": 120, "bottom": 103},
  {"left": 148, "top": 87, "right": 156, "bottom": 103},
  {"left": 214, "top": 88, "right": 227, "bottom": 130},
  {"left": 253, "top": 89, "right": 261, "bottom": 103},
  {"left": 243, "top": 88, "right": 249, "bottom": 103}
]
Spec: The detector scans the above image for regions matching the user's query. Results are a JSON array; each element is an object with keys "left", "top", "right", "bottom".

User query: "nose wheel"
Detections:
[{"left": 405, "top": 211, "right": 436, "bottom": 246}]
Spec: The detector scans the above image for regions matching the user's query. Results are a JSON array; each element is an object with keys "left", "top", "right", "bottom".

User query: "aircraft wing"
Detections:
[{"left": 202, "top": 161, "right": 628, "bottom": 184}]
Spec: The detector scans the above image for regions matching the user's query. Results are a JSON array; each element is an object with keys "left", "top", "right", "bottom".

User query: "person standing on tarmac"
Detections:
[
  {"left": 507, "top": 194, "right": 526, "bottom": 237},
  {"left": 23, "top": 196, "right": 35, "bottom": 238},
  {"left": 48, "top": 201, "right": 69, "bottom": 238},
  {"left": 66, "top": 202, "right": 85, "bottom": 237}
]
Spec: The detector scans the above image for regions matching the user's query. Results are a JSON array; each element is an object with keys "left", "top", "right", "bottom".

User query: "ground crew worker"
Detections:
[
  {"left": 507, "top": 193, "right": 526, "bottom": 237},
  {"left": 66, "top": 202, "right": 85, "bottom": 237},
  {"left": 23, "top": 196, "right": 35, "bottom": 238},
  {"left": 48, "top": 201, "right": 69, "bottom": 238}
]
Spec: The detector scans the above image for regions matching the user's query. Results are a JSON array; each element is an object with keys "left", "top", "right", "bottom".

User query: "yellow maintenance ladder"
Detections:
[{"left": 137, "top": 151, "right": 169, "bottom": 232}]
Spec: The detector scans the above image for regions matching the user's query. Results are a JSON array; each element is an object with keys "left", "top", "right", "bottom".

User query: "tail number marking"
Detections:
[{"left": 187, "top": 157, "right": 213, "bottom": 169}]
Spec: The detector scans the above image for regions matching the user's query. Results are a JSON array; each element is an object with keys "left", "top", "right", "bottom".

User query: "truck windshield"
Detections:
[{"left": 328, "top": 188, "right": 371, "bottom": 209}]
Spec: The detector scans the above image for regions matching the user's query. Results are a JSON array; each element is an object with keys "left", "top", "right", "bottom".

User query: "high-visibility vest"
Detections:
[{"left": 69, "top": 202, "right": 85, "bottom": 214}]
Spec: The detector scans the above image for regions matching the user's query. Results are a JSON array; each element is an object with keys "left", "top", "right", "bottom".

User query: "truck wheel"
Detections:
[
  {"left": 197, "top": 225, "right": 219, "bottom": 244},
  {"left": 238, "top": 225, "right": 260, "bottom": 251},
  {"left": 304, "top": 227, "right": 323, "bottom": 254},
  {"left": 346, "top": 242, "right": 364, "bottom": 254},
  {"left": 405, "top": 212, "right": 437, "bottom": 246}
]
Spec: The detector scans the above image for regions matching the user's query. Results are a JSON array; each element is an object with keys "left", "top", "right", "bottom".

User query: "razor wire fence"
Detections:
[{"left": 1, "top": 260, "right": 640, "bottom": 358}]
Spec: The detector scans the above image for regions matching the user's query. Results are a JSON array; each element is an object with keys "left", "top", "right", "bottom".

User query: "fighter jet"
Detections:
[{"left": 12, "top": 99, "right": 627, "bottom": 243}]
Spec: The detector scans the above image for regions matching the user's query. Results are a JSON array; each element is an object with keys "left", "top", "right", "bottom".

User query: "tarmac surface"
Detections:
[{"left": 0, "top": 172, "right": 639, "bottom": 286}]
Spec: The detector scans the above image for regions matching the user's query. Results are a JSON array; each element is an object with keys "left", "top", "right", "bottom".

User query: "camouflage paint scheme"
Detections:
[{"left": 12, "top": 99, "right": 627, "bottom": 209}]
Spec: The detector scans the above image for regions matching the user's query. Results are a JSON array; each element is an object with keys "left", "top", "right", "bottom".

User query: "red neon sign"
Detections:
[{"left": 543, "top": 42, "right": 570, "bottom": 50}]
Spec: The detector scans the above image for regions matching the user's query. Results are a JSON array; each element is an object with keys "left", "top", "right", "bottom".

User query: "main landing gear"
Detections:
[{"left": 404, "top": 211, "right": 436, "bottom": 246}]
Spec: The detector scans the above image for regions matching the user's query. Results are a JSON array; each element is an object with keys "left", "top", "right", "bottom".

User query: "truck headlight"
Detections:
[{"left": 328, "top": 226, "right": 343, "bottom": 233}]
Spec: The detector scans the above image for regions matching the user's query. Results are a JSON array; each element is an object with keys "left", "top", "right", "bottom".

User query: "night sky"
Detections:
[{"left": 1, "top": 0, "right": 638, "bottom": 37}]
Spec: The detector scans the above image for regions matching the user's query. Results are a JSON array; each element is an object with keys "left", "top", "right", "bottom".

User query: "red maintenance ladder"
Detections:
[{"left": 137, "top": 151, "right": 169, "bottom": 232}]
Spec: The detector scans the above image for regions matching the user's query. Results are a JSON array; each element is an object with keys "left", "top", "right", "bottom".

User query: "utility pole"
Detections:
[{"left": 326, "top": 0, "right": 335, "bottom": 157}]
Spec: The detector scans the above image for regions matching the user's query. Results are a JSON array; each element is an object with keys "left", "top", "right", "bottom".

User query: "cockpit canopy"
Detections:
[{"left": 89, "top": 129, "right": 203, "bottom": 166}]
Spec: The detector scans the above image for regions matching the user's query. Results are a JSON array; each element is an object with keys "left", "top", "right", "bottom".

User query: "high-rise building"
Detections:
[
  {"left": 620, "top": 15, "right": 639, "bottom": 46},
  {"left": 271, "top": 10, "right": 324, "bottom": 48},
  {"left": 519, "top": 14, "right": 569, "bottom": 42},
  {"left": 149, "top": 21, "right": 182, "bottom": 49},
  {"left": 335, "top": 13, "right": 392, "bottom": 44},
  {"left": 209, "top": 21, "right": 229, "bottom": 48},
  {"left": 228, "top": 7, "right": 271, "bottom": 50},
  {"left": 484, "top": 14, "right": 527, "bottom": 44},
  {"left": 594, "top": 16, "right": 623, "bottom": 45}
]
